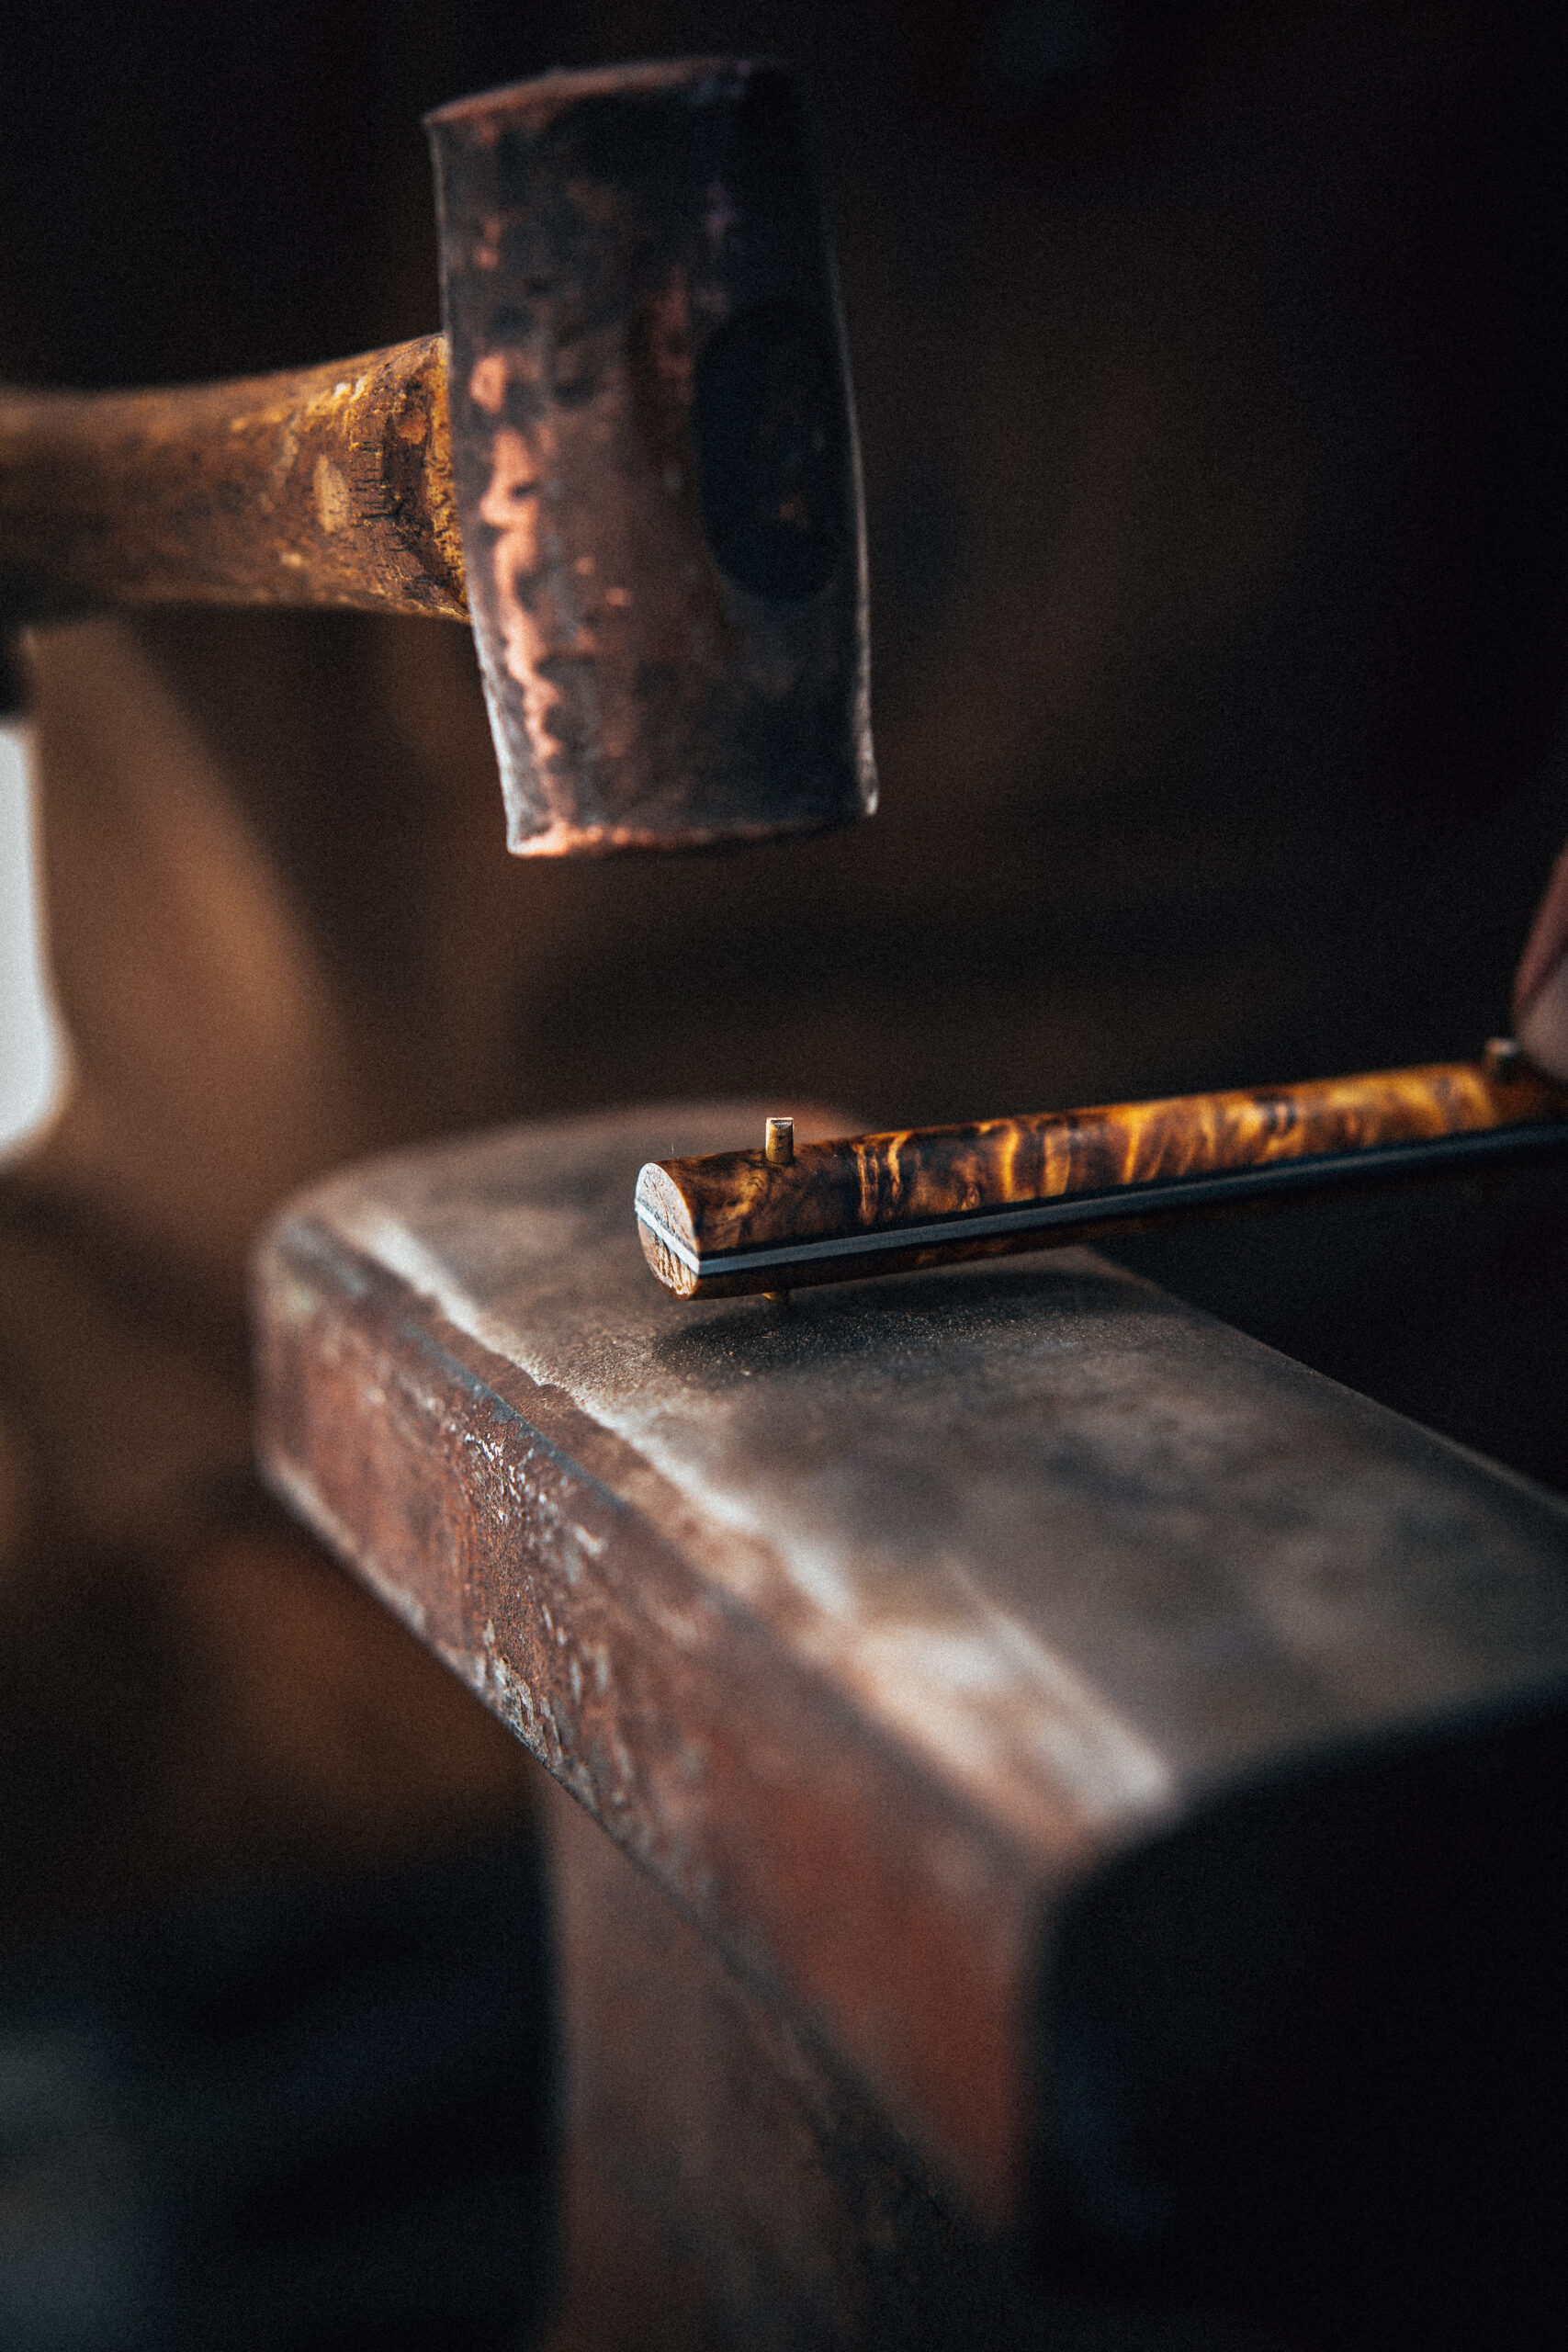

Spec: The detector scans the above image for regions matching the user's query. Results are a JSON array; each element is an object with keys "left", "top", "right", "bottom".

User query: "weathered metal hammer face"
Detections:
[{"left": 427, "top": 60, "right": 875, "bottom": 856}]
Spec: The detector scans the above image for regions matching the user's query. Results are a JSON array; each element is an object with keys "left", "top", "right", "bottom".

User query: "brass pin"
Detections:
[{"left": 1483, "top": 1036, "right": 1522, "bottom": 1081}]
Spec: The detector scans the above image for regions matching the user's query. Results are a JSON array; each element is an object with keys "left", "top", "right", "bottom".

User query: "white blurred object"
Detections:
[{"left": 0, "top": 720, "right": 69, "bottom": 1159}]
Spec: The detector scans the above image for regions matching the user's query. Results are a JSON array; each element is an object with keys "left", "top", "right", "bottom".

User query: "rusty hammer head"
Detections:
[{"left": 427, "top": 59, "right": 876, "bottom": 855}]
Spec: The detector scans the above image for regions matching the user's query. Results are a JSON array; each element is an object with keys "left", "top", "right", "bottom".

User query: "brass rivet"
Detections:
[
  {"left": 1483, "top": 1036, "right": 1521, "bottom": 1080},
  {"left": 765, "top": 1116, "right": 795, "bottom": 1166}
]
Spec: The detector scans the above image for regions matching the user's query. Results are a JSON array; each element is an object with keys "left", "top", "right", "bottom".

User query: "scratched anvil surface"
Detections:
[{"left": 254, "top": 1102, "right": 1568, "bottom": 2225}]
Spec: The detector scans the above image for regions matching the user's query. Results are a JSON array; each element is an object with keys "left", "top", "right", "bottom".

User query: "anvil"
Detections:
[{"left": 254, "top": 1098, "right": 1568, "bottom": 2340}]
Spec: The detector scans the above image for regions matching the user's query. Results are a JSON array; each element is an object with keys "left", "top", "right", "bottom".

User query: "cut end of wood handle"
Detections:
[{"left": 635, "top": 1162, "right": 705, "bottom": 1299}]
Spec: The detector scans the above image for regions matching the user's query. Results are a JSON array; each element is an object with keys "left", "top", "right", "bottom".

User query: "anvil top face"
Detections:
[{"left": 428, "top": 61, "right": 876, "bottom": 856}]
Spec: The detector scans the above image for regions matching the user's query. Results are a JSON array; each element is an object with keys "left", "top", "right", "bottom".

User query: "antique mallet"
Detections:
[{"left": 0, "top": 59, "right": 874, "bottom": 857}]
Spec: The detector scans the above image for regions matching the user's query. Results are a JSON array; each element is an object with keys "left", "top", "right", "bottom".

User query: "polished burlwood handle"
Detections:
[
  {"left": 0, "top": 335, "right": 466, "bottom": 627},
  {"left": 636, "top": 1050, "right": 1568, "bottom": 1299}
]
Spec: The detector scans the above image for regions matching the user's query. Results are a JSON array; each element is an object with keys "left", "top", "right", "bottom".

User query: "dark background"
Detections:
[
  {"left": 10, "top": 0, "right": 1568, "bottom": 1471},
  {"left": 3, "top": 4, "right": 1568, "bottom": 2345}
]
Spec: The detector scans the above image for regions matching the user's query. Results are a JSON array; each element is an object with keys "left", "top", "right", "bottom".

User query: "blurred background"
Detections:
[{"left": 3, "top": 2, "right": 1567, "bottom": 2344}]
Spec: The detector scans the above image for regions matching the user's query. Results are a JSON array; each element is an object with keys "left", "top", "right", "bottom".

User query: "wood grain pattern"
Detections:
[
  {"left": 0, "top": 335, "right": 466, "bottom": 625},
  {"left": 637, "top": 1057, "right": 1568, "bottom": 1297}
]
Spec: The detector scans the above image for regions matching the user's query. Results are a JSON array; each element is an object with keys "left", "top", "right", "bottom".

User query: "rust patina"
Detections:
[{"left": 425, "top": 61, "right": 874, "bottom": 854}]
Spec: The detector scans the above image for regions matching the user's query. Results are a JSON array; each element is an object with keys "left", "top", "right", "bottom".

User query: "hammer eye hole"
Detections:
[{"left": 694, "top": 299, "right": 849, "bottom": 602}]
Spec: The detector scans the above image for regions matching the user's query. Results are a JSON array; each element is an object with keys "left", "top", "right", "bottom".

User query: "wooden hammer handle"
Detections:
[
  {"left": 0, "top": 334, "right": 466, "bottom": 628},
  {"left": 637, "top": 1053, "right": 1568, "bottom": 1297}
]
